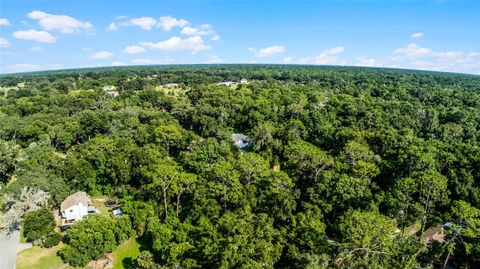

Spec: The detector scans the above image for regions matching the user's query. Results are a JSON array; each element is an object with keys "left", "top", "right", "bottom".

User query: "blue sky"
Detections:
[{"left": 0, "top": 0, "right": 479, "bottom": 74}]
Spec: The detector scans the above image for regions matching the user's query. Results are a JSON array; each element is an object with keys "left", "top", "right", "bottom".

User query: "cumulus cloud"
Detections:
[
  {"left": 107, "top": 22, "right": 118, "bottom": 31},
  {"left": 180, "top": 26, "right": 211, "bottom": 36},
  {"left": 140, "top": 35, "right": 210, "bottom": 54},
  {"left": 207, "top": 55, "right": 224, "bottom": 63},
  {"left": 394, "top": 43, "right": 432, "bottom": 58},
  {"left": 249, "top": 45, "right": 285, "bottom": 58},
  {"left": 298, "top": 46, "right": 345, "bottom": 65},
  {"left": 211, "top": 35, "right": 220, "bottom": 41},
  {"left": 89, "top": 51, "right": 113, "bottom": 59},
  {"left": 0, "top": 18, "right": 10, "bottom": 26},
  {"left": 123, "top": 45, "right": 146, "bottom": 54},
  {"left": 355, "top": 56, "right": 382, "bottom": 67},
  {"left": 111, "top": 61, "right": 127, "bottom": 66},
  {"left": 0, "top": 37, "right": 10, "bottom": 47},
  {"left": 130, "top": 17, "right": 157, "bottom": 30},
  {"left": 7, "top": 64, "right": 41, "bottom": 73},
  {"left": 132, "top": 57, "right": 175, "bottom": 64},
  {"left": 283, "top": 57, "right": 293, "bottom": 64},
  {"left": 157, "top": 16, "right": 189, "bottom": 31},
  {"left": 390, "top": 43, "right": 480, "bottom": 73},
  {"left": 28, "top": 10, "right": 93, "bottom": 33},
  {"left": 13, "top": 29, "right": 56, "bottom": 43},
  {"left": 411, "top": 32, "right": 424, "bottom": 38}
]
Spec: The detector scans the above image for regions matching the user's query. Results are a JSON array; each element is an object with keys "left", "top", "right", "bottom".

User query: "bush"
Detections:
[
  {"left": 23, "top": 207, "right": 55, "bottom": 242},
  {"left": 59, "top": 214, "right": 117, "bottom": 267},
  {"left": 114, "top": 215, "right": 134, "bottom": 243},
  {"left": 43, "top": 232, "right": 63, "bottom": 248}
]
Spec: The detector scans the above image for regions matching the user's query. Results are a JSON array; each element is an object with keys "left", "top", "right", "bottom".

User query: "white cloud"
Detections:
[
  {"left": 298, "top": 46, "right": 346, "bottom": 65},
  {"left": 28, "top": 10, "right": 93, "bottom": 34},
  {"left": 211, "top": 35, "right": 220, "bottom": 41},
  {"left": 180, "top": 26, "right": 210, "bottom": 36},
  {"left": 0, "top": 18, "right": 10, "bottom": 26},
  {"left": 250, "top": 45, "right": 286, "bottom": 58},
  {"left": 140, "top": 35, "right": 210, "bottom": 54},
  {"left": 157, "top": 16, "right": 189, "bottom": 31},
  {"left": 7, "top": 64, "right": 41, "bottom": 73},
  {"left": 111, "top": 61, "right": 127, "bottom": 66},
  {"left": 411, "top": 32, "right": 424, "bottom": 39},
  {"left": 283, "top": 57, "right": 292, "bottom": 64},
  {"left": 89, "top": 51, "right": 113, "bottom": 59},
  {"left": 123, "top": 45, "right": 146, "bottom": 54},
  {"left": 107, "top": 22, "right": 118, "bottom": 31},
  {"left": 207, "top": 55, "right": 224, "bottom": 63},
  {"left": 29, "top": 46, "right": 42, "bottom": 51},
  {"left": 51, "top": 64, "right": 63, "bottom": 69},
  {"left": 388, "top": 43, "right": 480, "bottom": 73},
  {"left": 132, "top": 58, "right": 174, "bottom": 64},
  {"left": 130, "top": 17, "right": 157, "bottom": 30},
  {"left": 355, "top": 56, "right": 382, "bottom": 67},
  {"left": 0, "top": 37, "right": 10, "bottom": 47},
  {"left": 13, "top": 29, "right": 56, "bottom": 43},
  {"left": 394, "top": 43, "right": 432, "bottom": 58}
]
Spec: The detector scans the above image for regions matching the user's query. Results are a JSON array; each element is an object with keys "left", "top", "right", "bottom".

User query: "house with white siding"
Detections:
[{"left": 60, "top": 192, "right": 96, "bottom": 225}]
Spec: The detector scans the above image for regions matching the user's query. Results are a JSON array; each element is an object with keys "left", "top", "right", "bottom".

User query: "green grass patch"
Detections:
[
  {"left": 19, "top": 224, "right": 27, "bottom": 243},
  {"left": 91, "top": 196, "right": 113, "bottom": 217},
  {"left": 16, "top": 243, "right": 66, "bottom": 269},
  {"left": 112, "top": 237, "right": 142, "bottom": 269}
]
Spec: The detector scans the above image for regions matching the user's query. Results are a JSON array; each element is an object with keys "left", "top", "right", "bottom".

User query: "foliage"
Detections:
[
  {"left": 58, "top": 214, "right": 117, "bottom": 267},
  {"left": 43, "top": 232, "right": 63, "bottom": 248},
  {"left": 23, "top": 207, "right": 55, "bottom": 242},
  {"left": 1, "top": 65, "right": 479, "bottom": 268}
]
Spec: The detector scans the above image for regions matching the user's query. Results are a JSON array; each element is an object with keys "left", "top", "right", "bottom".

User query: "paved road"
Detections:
[{"left": 0, "top": 230, "right": 32, "bottom": 269}]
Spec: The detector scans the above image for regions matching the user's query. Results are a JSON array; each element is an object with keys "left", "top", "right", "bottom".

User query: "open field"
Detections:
[
  {"left": 16, "top": 243, "right": 66, "bottom": 269},
  {"left": 111, "top": 238, "right": 142, "bottom": 269}
]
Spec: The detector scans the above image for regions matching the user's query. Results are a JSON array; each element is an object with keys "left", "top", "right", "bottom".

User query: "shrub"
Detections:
[
  {"left": 59, "top": 214, "right": 117, "bottom": 267},
  {"left": 43, "top": 232, "right": 63, "bottom": 248},
  {"left": 23, "top": 207, "right": 55, "bottom": 242}
]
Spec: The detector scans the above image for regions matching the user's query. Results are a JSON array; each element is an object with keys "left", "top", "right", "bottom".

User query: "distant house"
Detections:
[
  {"left": 162, "top": 83, "right": 179, "bottom": 88},
  {"left": 60, "top": 192, "right": 96, "bottom": 225},
  {"left": 217, "top": 81, "right": 235, "bottom": 87},
  {"left": 112, "top": 208, "right": 123, "bottom": 218},
  {"left": 103, "top": 85, "right": 119, "bottom": 97},
  {"left": 231, "top": 133, "right": 250, "bottom": 149},
  {"left": 240, "top": 78, "right": 249, "bottom": 84},
  {"left": 421, "top": 224, "right": 445, "bottom": 244}
]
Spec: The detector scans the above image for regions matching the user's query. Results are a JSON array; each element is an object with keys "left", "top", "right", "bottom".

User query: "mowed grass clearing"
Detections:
[
  {"left": 16, "top": 243, "right": 66, "bottom": 269},
  {"left": 112, "top": 237, "right": 142, "bottom": 269}
]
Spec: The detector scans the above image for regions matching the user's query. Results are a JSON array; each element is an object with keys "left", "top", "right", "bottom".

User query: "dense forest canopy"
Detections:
[{"left": 1, "top": 65, "right": 479, "bottom": 268}]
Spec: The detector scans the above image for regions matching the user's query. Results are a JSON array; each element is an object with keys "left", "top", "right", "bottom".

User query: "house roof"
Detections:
[
  {"left": 60, "top": 191, "right": 90, "bottom": 212},
  {"left": 421, "top": 224, "right": 445, "bottom": 244},
  {"left": 231, "top": 133, "right": 249, "bottom": 142}
]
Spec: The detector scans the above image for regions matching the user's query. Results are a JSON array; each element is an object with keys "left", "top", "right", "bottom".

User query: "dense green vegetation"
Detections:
[
  {"left": 23, "top": 207, "right": 55, "bottom": 243},
  {"left": 1, "top": 65, "right": 479, "bottom": 268}
]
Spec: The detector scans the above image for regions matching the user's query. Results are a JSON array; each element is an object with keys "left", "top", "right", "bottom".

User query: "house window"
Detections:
[{"left": 70, "top": 209, "right": 73, "bottom": 213}]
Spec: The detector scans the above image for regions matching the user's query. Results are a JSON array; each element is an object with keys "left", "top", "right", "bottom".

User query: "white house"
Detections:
[
  {"left": 103, "top": 85, "right": 119, "bottom": 97},
  {"left": 217, "top": 81, "right": 235, "bottom": 87},
  {"left": 231, "top": 133, "right": 251, "bottom": 149},
  {"left": 60, "top": 192, "right": 96, "bottom": 225},
  {"left": 162, "top": 83, "right": 179, "bottom": 88}
]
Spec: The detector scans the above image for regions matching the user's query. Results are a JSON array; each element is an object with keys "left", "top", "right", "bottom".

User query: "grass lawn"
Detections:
[
  {"left": 91, "top": 196, "right": 113, "bottom": 217},
  {"left": 16, "top": 243, "right": 66, "bottom": 269},
  {"left": 112, "top": 237, "right": 142, "bottom": 269},
  {"left": 19, "top": 225, "right": 26, "bottom": 243}
]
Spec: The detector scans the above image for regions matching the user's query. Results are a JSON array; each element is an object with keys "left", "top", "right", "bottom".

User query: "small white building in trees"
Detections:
[
  {"left": 231, "top": 133, "right": 251, "bottom": 149},
  {"left": 60, "top": 192, "right": 96, "bottom": 225}
]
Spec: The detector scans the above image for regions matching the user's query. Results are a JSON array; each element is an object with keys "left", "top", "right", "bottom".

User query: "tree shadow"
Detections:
[{"left": 122, "top": 257, "right": 137, "bottom": 269}]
